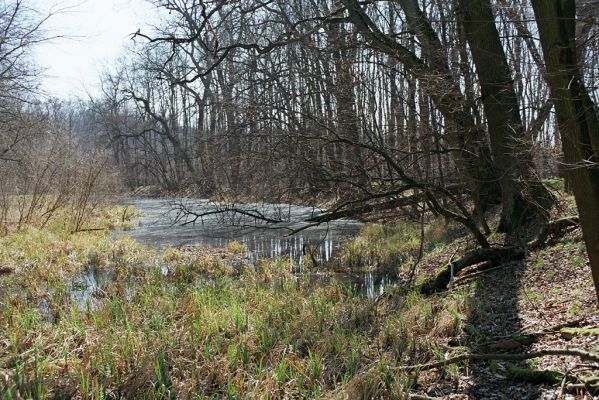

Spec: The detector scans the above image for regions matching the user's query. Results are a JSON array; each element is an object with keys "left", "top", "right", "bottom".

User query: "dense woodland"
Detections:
[
  {"left": 1, "top": 0, "right": 599, "bottom": 397},
  {"left": 105, "top": 0, "right": 599, "bottom": 302},
  {"left": 3, "top": 0, "right": 597, "bottom": 296}
]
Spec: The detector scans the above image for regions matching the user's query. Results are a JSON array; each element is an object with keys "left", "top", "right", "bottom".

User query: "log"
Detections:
[
  {"left": 506, "top": 366, "right": 566, "bottom": 384},
  {"left": 420, "top": 246, "right": 524, "bottom": 294},
  {"left": 560, "top": 327, "right": 599, "bottom": 340},
  {"left": 455, "top": 261, "right": 494, "bottom": 277},
  {"left": 488, "top": 335, "right": 537, "bottom": 351},
  {"left": 510, "top": 369, "right": 598, "bottom": 395}
]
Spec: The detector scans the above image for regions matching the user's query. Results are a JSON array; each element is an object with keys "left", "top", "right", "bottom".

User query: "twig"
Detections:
[
  {"left": 72, "top": 228, "right": 107, "bottom": 233},
  {"left": 453, "top": 263, "right": 506, "bottom": 284},
  {"left": 554, "top": 365, "right": 575, "bottom": 400},
  {"left": 409, "top": 395, "right": 441, "bottom": 400},
  {"left": 399, "top": 349, "right": 599, "bottom": 372}
]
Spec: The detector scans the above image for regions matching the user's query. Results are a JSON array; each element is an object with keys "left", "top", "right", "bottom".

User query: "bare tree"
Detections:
[
  {"left": 96, "top": 0, "right": 598, "bottom": 266},
  {"left": 531, "top": 0, "right": 599, "bottom": 302},
  {"left": 459, "top": 0, "right": 553, "bottom": 233}
]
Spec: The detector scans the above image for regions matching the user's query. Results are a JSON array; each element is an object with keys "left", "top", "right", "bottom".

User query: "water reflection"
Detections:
[
  {"left": 354, "top": 271, "right": 399, "bottom": 299},
  {"left": 70, "top": 267, "right": 114, "bottom": 311},
  {"left": 297, "top": 270, "right": 400, "bottom": 299},
  {"left": 110, "top": 198, "right": 400, "bottom": 299},
  {"left": 117, "top": 198, "right": 362, "bottom": 264}
]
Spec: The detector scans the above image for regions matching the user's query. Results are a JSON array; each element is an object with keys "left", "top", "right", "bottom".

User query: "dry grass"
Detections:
[
  {"left": 0, "top": 208, "right": 474, "bottom": 399},
  {"left": 8, "top": 201, "right": 592, "bottom": 399}
]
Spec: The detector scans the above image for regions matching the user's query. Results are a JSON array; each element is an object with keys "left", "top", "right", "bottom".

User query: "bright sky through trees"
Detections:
[{"left": 32, "top": 0, "right": 157, "bottom": 99}]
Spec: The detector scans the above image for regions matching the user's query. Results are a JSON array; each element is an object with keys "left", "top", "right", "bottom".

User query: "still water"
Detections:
[
  {"left": 117, "top": 198, "right": 363, "bottom": 265},
  {"left": 101, "top": 198, "right": 398, "bottom": 299}
]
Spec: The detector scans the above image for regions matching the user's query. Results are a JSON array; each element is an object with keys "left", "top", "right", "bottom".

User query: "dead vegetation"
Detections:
[{"left": 0, "top": 194, "right": 598, "bottom": 399}]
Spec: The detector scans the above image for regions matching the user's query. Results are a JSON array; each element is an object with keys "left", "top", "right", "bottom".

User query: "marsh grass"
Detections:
[
  {"left": 0, "top": 209, "right": 470, "bottom": 399},
  {"left": 337, "top": 223, "right": 419, "bottom": 271},
  {"left": 335, "top": 220, "right": 451, "bottom": 280}
]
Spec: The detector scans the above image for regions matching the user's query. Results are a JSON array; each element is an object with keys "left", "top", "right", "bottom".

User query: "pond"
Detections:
[
  {"left": 102, "top": 198, "right": 399, "bottom": 299},
  {"left": 117, "top": 198, "right": 363, "bottom": 265}
]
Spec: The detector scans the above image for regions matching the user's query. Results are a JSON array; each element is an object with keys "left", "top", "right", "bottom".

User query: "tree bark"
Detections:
[
  {"left": 531, "top": 0, "right": 599, "bottom": 303},
  {"left": 459, "top": 0, "right": 554, "bottom": 234},
  {"left": 327, "top": 19, "right": 363, "bottom": 178}
]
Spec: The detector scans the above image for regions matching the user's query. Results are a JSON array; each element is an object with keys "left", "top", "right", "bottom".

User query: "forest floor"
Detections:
[
  {"left": 0, "top": 196, "right": 597, "bottom": 399},
  {"left": 391, "top": 199, "right": 599, "bottom": 399}
]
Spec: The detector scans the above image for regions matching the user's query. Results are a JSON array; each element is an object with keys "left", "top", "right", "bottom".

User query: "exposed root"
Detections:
[
  {"left": 421, "top": 216, "right": 581, "bottom": 294},
  {"left": 527, "top": 216, "right": 580, "bottom": 249}
]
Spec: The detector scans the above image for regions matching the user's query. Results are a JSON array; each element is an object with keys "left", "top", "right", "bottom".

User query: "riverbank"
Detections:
[
  {"left": 0, "top": 206, "right": 431, "bottom": 398},
  {"left": 0, "top": 200, "right": 597, "bottom": 399}
]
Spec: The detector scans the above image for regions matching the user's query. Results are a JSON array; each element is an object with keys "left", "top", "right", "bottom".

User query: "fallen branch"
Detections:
[
  {"left": 306, "top": 184, "right": 466, "bottom": 223},
  {"left": 400, "top": 349, "right": 599, "bottom": 372},
  {"left": 528, "top": 216, "right": 580, "bottom": 249},
  {"left": 565, "top": 383, "right": 598, "bottom": 395},
  {"left": 420, "top": 246, "right": 524, "bottom": 294},
  {"left": 72, "top": 228, "right": 107, "bottom": 233},
  {"left": 171, "top": 201, "right": 285, "bottom": 226}
]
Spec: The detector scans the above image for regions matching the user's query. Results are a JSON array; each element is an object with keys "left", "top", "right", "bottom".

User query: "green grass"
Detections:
[
  {"left": 1, "top": 262, "right": 375, "bottom": 398},
  {"left": 0, "top": 209, "right": 471, "bottom": 399},
  {"left": 335, "top": 221, "right": 446, "bottom": 274}
]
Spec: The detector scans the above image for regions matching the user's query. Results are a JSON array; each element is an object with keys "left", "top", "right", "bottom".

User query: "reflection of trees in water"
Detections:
[
  {"left": 353, "top": 271, "right": 399, "bottom": 300},
  {"left": 118, "top": 199, "right": 402, "bottom": 298},
  {"left": 120, "top": 198, "right": 361, "bottom": 264}
]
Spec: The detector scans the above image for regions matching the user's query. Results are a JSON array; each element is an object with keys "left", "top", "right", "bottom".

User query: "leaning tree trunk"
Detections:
[
  {"left": 342, "top": 0, "right": 502, "bottom": 219},
  {"left": 460, "top": 0, "right": 554, "bottom": 235},
  {"left": 531, "top": 0, "right": 599, "bottom": 303}
]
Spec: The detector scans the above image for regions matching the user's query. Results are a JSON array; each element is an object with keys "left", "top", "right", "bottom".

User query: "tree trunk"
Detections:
[
  {"left": 327, "top": 17, "right": 363, "bottom": 181},
  {"left": 459, "top": 0, "right": 554, "bottom": 234},
  {"left": 342, "top": 0, "right": 501, "bottom": 216},
  {"left": 531, "top": 0, "right": 599, "bottom": 303}
]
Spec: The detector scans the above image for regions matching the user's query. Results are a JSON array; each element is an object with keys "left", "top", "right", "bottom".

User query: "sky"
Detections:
[{"left": 32, "top": 0, "right": 159, "bottom": 99}]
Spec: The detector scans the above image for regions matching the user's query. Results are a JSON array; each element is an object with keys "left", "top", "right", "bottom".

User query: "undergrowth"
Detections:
[
  {"left": 335, "top": 221, "right": 450, "bottom": 275},
  {"left": 0, "top": 208, "right": 472, "bottom": 399}
]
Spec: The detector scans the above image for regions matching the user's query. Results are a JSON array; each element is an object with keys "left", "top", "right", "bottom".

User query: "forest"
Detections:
[{"left": 0, "top": 0, "right": 598, "bottom": 398}]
